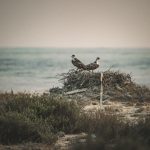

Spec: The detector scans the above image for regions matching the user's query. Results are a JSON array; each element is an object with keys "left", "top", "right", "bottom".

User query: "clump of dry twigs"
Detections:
[
  {"left": 60, "top": 69, "right": 150, "bottom": 101},
  {"left": 60, "top": 69, "right": 131, "bottom": 90}
]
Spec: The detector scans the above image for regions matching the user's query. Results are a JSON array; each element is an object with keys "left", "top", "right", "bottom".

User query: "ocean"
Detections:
[{"left": 0, "top": 48, "right": 150, "bottom": 93}]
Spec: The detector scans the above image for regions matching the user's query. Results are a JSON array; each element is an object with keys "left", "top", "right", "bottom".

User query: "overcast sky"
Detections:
[{"left": 0, "top": 0, "right": 150, "bottom": 48}]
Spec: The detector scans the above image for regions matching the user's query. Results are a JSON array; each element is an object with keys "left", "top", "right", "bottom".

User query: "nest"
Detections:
[
  {"left": 59, "top": 69, "right": 150, "bottom": 101},
  {"left": 60, "top": 69, "right": 132, "bottom": 91}
]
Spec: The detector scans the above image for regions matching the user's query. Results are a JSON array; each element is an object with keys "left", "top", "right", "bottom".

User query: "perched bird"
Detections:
[
  {"left": 85, "top": 57, "right": 100, "bottom": 71},
  {"left": 71, "top": 55, "right": 86, "bottom": 70}
]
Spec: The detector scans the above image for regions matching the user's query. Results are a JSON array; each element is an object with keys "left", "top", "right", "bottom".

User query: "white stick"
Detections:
[{"left": 100, "top": 72, "right": 103, "bottom": 108}]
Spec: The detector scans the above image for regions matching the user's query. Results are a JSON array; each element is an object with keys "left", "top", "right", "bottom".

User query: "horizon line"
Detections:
[{"left": 0, "top": 46, "right": 150, "bottom": 49}]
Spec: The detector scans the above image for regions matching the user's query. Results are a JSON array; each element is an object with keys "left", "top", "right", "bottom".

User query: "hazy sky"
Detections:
[{"left": 0, "top": 0, "right": 150, "bottom": 48}]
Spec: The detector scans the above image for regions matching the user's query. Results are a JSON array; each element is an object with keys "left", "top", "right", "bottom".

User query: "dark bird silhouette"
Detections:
[
  {"left": 85, "top": 57, "right": 100, "bottom": 71},
  {"left": 71, "top": 55, "right": 86, "bottom": 70}
]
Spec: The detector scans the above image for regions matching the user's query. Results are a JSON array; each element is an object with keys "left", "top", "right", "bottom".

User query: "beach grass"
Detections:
[
  {"left": 0, "top": 70, "right": 150, "bottom": 149},
  {"left": 73, "top": 111, "right": 150, "bottom": 150},
  {"left": 0, "top": 92, "right": 79, "bottom": 144},
  {"left": 0, "top": 92, "right": 149, "bottom": 149}
]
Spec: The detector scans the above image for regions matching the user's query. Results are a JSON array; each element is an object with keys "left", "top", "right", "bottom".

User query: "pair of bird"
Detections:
[{"left": 71, "top": 54, "right": 100, "bottom": 71}]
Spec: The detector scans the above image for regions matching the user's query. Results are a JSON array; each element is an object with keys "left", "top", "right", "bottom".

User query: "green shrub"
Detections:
[
  {"left": 73, "top": 116, "right": 150, "bottom": 150},
  {"left": 75, "top": 111, "right": 126, "bottom": 139},
  {"left": 0, "top": 112, "right": 41, "bottom": 144},
  {"left": 0, "top": 93, "right": 80, "bottom": 144}
]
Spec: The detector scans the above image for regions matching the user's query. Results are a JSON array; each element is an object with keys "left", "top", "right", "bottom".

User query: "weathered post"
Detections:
[{"left": 100, "top": 72, "right": 103, "bottom": 109}]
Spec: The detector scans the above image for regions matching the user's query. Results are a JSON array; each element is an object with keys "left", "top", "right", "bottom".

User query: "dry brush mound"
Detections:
[{"left": 60, "top": 69, "right": 150, "bottom": 101}]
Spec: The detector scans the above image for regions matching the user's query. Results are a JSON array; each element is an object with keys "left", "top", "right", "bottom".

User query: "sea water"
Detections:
[{"left": 0, "top": 48, "right": 150, "bottom": 93}]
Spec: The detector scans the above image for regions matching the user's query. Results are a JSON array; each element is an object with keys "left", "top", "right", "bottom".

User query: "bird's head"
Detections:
[
  {"left": 95, "top": 57, "right": 100, "bottom": 64},
  {"left": 72, "top": 54, "right": 75, "bottom": 58},
  {"left": 96, "top": 57, "right": 100, "bottom": 60}
]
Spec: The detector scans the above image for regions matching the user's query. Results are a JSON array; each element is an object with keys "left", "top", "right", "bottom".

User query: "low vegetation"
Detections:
[
  {"left": 0, "top": 70, "right": 150, "bottom": 149},
  {"left": 73, "top": 111, "right": 150, "bottom": 150},
  {"left": 0, "top": 92, "right": 150, "bottom": 149},
  {"left": 0, "top": 92, "right": 80, "bottom": 144}
]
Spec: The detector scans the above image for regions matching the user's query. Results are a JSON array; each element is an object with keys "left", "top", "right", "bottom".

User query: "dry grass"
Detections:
[
  {"left": 73, "top": 111, "right": 150, "bottom": 150},
  {"left": 0, "top": 69, "right": 150, "bottom": 148}
]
